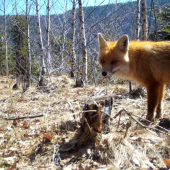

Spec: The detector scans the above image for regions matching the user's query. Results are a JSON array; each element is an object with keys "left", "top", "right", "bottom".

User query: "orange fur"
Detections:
[{"left": 98, "top": 33, "right": 170, "bottom": 120}]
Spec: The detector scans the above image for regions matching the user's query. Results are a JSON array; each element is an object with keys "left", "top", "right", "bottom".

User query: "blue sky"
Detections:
[{"left": 0, "top": 0, "right": 136, "bottom": 15}]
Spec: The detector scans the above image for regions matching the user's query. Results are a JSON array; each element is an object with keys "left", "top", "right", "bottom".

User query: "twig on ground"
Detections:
[
  {"left": 117, "top": 110, "right": 122, "bottom": 129},
  {"left": 124, "top": 113, "right": 132, "bottom": 138},
  {"left": 124, "top": 111, "right": 170, "bottom": 136},
  {"left": 82, "top": 110, "right": 97, "bottom": 113},
  {"left": 111, "top": 109, "right": 170, "bottom": 136},
  {"left": 84, "top": 117, "right": 93, "bottom": 137},
  {"left": 113, "top": 109, "right": 126, "bottom": 119},
  {"left": 132, "top": 114, "right": 170, "bottom": 133},
  {"left": 2, "top": 114, "right": 44, "bottom": 120}
]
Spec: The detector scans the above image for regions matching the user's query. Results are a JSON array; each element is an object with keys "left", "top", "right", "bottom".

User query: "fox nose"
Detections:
[{"left": 102, "top": 71, "right": 107, "bottom": 76}]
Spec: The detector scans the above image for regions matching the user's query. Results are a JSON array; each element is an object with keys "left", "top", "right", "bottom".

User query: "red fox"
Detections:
[{"left": 98, "top": 33, "right": 170, "bottom": 121}]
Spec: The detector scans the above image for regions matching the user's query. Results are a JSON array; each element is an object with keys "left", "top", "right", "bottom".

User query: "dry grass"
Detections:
[{"left": 0, "top": 75, "right": 170, "bottom": 169}]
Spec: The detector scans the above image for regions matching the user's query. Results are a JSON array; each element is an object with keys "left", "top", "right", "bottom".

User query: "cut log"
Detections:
[{"left": 82, "top": 95, "right": 113, "bottom": 133}]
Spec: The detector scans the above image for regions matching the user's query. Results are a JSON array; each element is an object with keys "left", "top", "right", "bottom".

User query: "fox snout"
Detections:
[
  {"left": 102, "top": 71, "right": 107, "bottom": 76},
  {"left": 101, "top": 71, "right": 113, "bottom": 77},
  {"left": 101, "top": 64, "right": 113, "bottom": 77}
]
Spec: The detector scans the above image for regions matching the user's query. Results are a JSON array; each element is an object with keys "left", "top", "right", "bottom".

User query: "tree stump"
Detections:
[
  {"left": 59, "top": 96, "right": 113, "bottom": 154},
  {"left": 75, "top": 78, "right": 84, "bottom": 87},
  {"left": 82, "top": 95, "right": 113, "bottom": 133},
  {"left": 12, "top": 83, "right": 18, "bottom": 90},
  {"left": 37, "top": 77, "right": 48, "bottom": 87},
  {"left": 70, "top": 71, "right": 74, "bottom": 78}
]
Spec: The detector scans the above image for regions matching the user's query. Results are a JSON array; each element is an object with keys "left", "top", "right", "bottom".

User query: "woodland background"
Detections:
[
  {"left": 1, "top": 0, "right": 170, "bottom": 169},
  {"left": 0, "top": 0, "right": 170, "bottom": 86}
]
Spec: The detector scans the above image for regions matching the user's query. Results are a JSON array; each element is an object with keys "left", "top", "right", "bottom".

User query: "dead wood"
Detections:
[
  {"left": 93, "top": 104, "right": 102, "bottom": 132},
  {"left": 118, "top": 109, "right": 170, "bottom": 136},
  {"left": 75, "top": 78, "right": 84, "bottom": 87},
  {"left": 59, "top": 96, "right": 113, "bottom": 154},
  {"left": 12, "top": 83, "right": 18, "bottom": 90},
  {"left": 82, "top": 95, "right": 113, "bottom": 133},
  {"left": 2, "top": 114, "right": 43, "bottom": 120}
]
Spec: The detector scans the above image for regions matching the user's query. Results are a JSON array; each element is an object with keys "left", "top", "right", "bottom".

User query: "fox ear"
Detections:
[
  {"left": 98, "top": 33, "right": 108, "bottom": 49},
  {"left": 116, "top": 35, "right": 129, "bottom": 52}
]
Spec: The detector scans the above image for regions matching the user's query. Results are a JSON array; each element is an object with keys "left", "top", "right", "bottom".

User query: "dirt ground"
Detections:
[{"left": 0, "top": 75, "right": 170, "bottom": 170}]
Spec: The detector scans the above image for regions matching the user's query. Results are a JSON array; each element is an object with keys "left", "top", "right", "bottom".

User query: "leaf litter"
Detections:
[{"left": 0, "top": 75, "right": 170, "bottom": 169}]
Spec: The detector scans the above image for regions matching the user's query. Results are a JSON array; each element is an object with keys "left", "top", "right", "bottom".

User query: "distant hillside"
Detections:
[{"left": 1, "top": 0, "right": 170, "bottom": 48}]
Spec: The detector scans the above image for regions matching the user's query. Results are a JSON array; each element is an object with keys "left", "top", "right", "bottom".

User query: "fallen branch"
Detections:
[
  {"left": 132, "top": 114, "right": 170, "bottom": 133},
  {"left": 124, "top": 110, "right": 170, "bottom": 136},
  {"left": 2, "top": 114, "right": 44, "bottom": 120},
  {"left": 112, "top": 109, "right": 170, "bottom": 136},
  {"left": 82, "top": 110, "right": 97, "bottom": 113}
]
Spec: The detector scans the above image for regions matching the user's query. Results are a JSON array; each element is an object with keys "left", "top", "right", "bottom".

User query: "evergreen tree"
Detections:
[
  {"left": 158, "top": 6, "right": 170, "bottom": 40},
  {"left": 10, "top": 15, "right": 27, "bottom": 77},
  {"left": 149, "top": 5, "right": 170, "bottom": 41}
]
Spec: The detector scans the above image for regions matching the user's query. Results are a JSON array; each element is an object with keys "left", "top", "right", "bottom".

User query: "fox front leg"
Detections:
[
  {"left": 155, "top": 84, "right": 165, "bottom": 119},
  {"left": 146, "top": 83, "right": 161, "bottom": 121}
]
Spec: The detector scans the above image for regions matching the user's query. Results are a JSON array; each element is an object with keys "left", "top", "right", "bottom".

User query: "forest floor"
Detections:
[{"left": 0, "top": 75, "right": 170, "bottom": 170}]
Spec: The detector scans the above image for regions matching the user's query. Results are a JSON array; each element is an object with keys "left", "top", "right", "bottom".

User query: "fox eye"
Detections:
[
  {"left": 101, "top": 59, "right": 105, "bottom": 63},
  {"left": 111, "top": 60, "right": 117, "bottom": 65}
]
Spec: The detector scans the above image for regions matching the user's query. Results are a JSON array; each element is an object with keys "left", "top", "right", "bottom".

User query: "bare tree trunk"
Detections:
[
  {"left": 129, "top": 0, "right": 141, "bottom": 93},
  {"left": 78, "top": 0, "right": 87, "bottom": 83},
  {"left": 152, "top": 0, "right": 158, "bottom": 41},
  {"left": 36, "top": 0, "right": 45, "bottom": 81},
  {"left": 148, "top": 0, "right": 152, "bottom": 37},
  {"left": 70, "top": 0, "right": 76, "bottom": 78},
  {"left": 46, "top": 0, "right": 52, "bottom": 74},
  {"left": 141, "top": 0, "right": 147, "bottom": 40},
  {"left": 61, "top": 1, "right": 67, "bottom": 72},
  {"left": 26, "top": 0, "right": 31, "bottom": 87},
  {"left": 4, "top": 0, "right": 8, "bottom": 77},
  {"left": 135, "top": 0, "right": 140, "bottom": 39}
]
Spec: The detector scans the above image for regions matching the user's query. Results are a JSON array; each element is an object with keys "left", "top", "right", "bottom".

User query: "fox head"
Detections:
[{"left": 98, "top": 33, "right": 130, "bottom": 79}]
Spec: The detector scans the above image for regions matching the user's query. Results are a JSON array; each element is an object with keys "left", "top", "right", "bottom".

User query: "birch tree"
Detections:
[
  {"left": 70, "top": 0, "right": 76, "bottom": 78},
  {"left": 60, "top": 0, "right": 68, "bottom": 73},
  {"left": 141, "top": 0, "right": 147, "bottom": 40},
  {"left": 78, "top": 0, "right": 87, "bottom": 83},
  {"left": 26, "top": 0, "right": 31, "bottom": 87},
  {"left": 128, "top": 0, "right": 141, "bottom": 92},
  {"left": 135, "top": 0, "right": 140, "bottom": 39},
  {"left": 46, "top": 0, "right": 52, "bottom": 74},
  {"left": 36, "top": 0, "right": 46, "bottom": 84},
  {"left": 4, "top": 0, "right": 8, "bottom": 77}
]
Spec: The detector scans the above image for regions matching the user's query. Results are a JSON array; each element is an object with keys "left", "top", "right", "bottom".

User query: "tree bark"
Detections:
[
  {"left": 4, "top": 0, "right": 8, "bottom": 77},
  {"left": 36, "top": 0, "right": 45, "bottom": 79},
  {"left": 135, "top": 0, "right": 140, "bottom": 39},
  {"left": 46, "top": 0, "right": 52, "bottom": 74},
  {"left": 78, "top": 0, "right": 87, "bottom": 83},
  {"left": 152, "top": 0, "right": 158, "bottom": 41},
  {"left": 141, "top": 0, "right": 147, "bottom": 40},
  {"left": 26, "top": 0, "right": 31, "bottom": 87},
  {"left": 83, "top": 96, "right": 113, "bottom": 133},
  {"left": 70, "top": 0, "right": 76, "bottom": 78}
]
